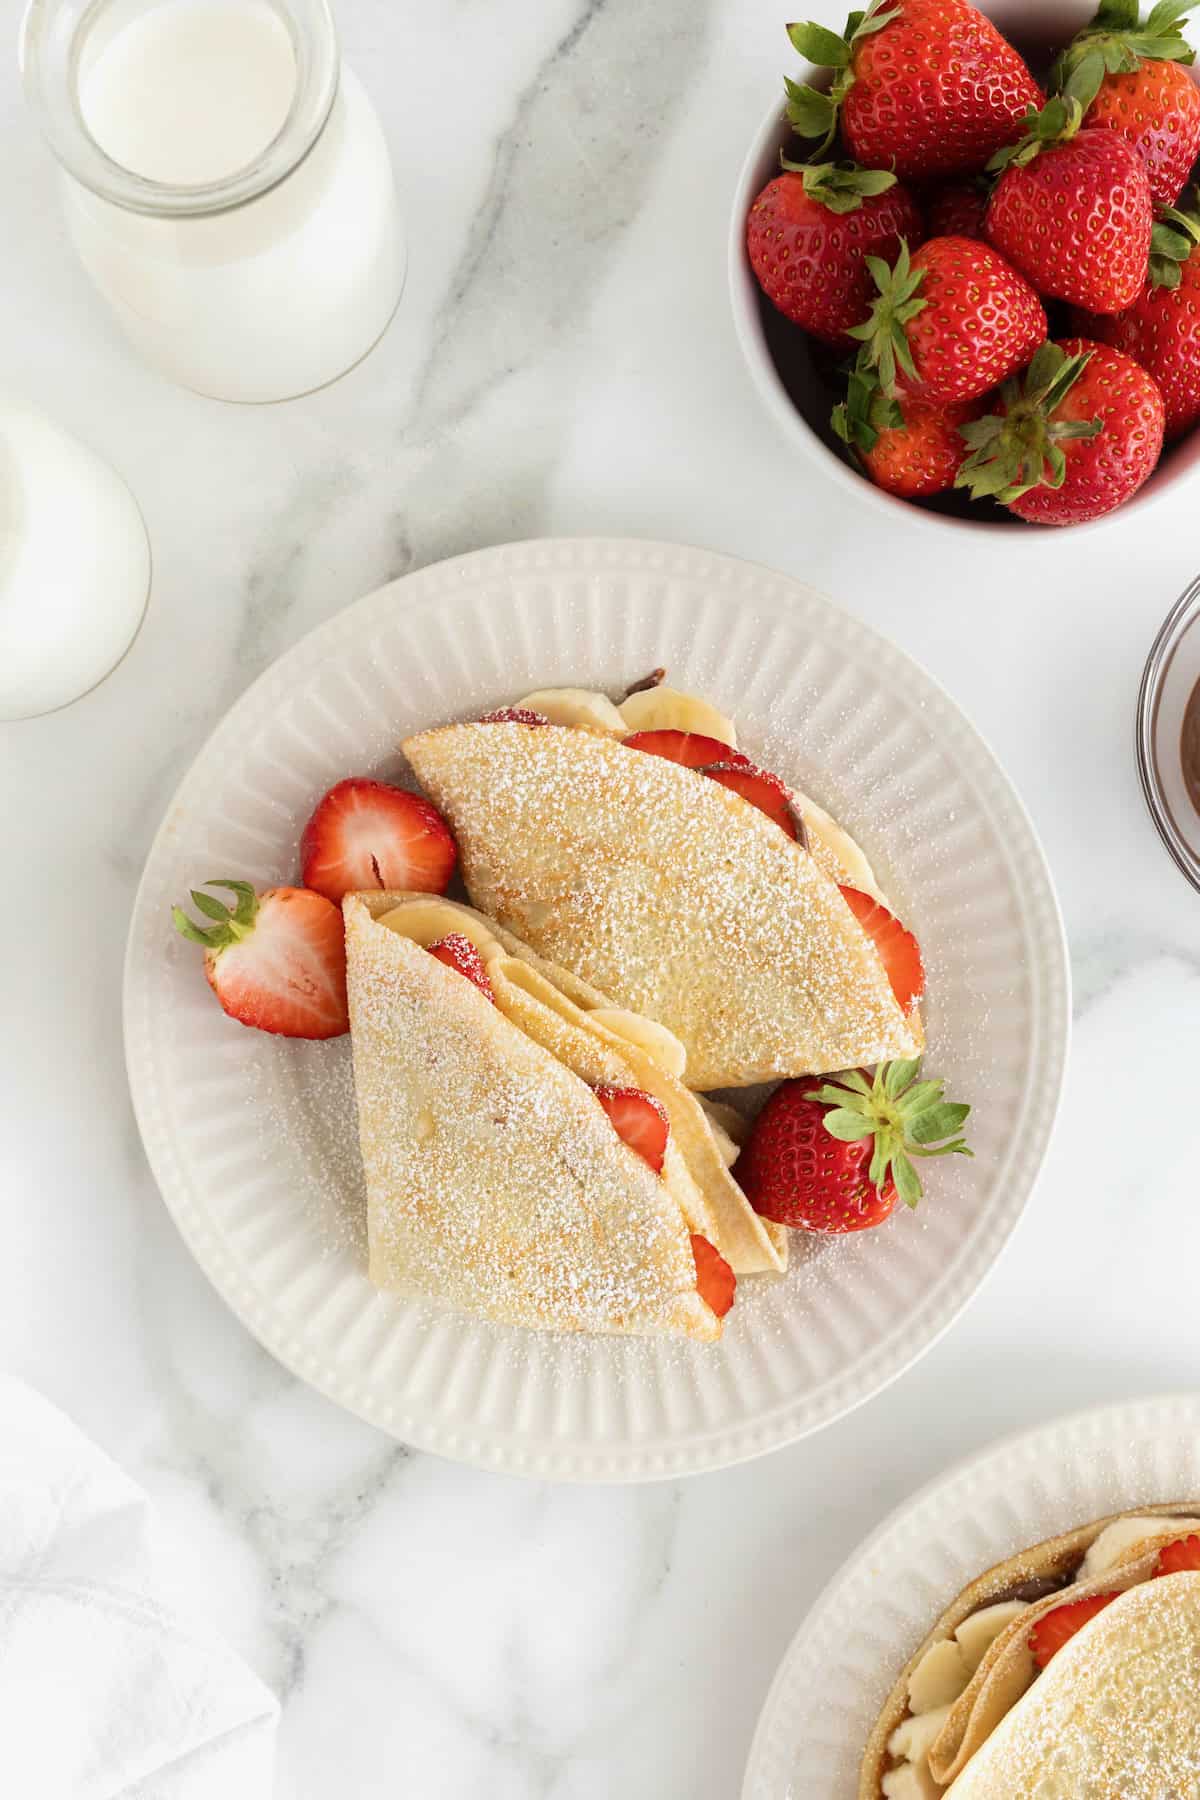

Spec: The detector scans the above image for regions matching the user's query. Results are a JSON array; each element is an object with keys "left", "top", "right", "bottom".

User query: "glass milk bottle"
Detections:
[
  {"left": 0, "top": 403, "right": 150, "bottom": 720},
  {"left": 20, "top": 0, "right": 405, "bottom": 403}
]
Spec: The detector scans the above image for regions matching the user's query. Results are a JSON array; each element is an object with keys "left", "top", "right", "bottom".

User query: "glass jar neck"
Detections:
[{"left": 19, "top": 0, "right": 340, "bottom": 218}]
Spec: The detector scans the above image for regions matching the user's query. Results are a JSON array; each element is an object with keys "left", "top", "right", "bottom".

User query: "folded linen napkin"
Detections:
[{"left": 0, "top": 1375, "right": 277, "bottom": 1799}]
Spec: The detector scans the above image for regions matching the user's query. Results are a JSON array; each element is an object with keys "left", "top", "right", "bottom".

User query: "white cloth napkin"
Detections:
[{"left": 0, "top": 1376, "right": 277, "bottom": 1800}]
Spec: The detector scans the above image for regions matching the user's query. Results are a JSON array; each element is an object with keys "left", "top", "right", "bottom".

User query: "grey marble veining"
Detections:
[{"left": 5, "top": 1, "right": 1200, "bottom": 1795}]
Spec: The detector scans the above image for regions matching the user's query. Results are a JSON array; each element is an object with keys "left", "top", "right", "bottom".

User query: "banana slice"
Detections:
[
  {"left": 588, "top": 1007, "right": 687, "bottom": 1079},
  {"left": 882, "top": 1762, "right": 940, "bottom": 1800},
  {"left": 617, "top": 684, "right": 738, "bottom": 747},
  {"left": 378, "top": 899, "right": 501, "bottom": 960},
  {"left": 1082, "top": 1515, "right": 1200, "bottom": 1579},
  {"left": 794, "top": 788, "right": 883, "bottom": 899},
  {"left": 907, "top": 1639, "right": 970, "bottom": 1714},
  {"left": 953, "top": 1601, "right": 1029, "bottom": 1672},
  {"left": 517, "top": 687, "right": 627, "bottom": 734},
  {"left": 697, "top": 1098, "right": 748, "bottom": 1167},
  {"left": 888, "top": 1703, "right": 953, "bottom": 1766}
]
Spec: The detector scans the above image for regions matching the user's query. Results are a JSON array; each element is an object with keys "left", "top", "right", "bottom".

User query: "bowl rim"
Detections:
[
  {"left": 726, "top": 92, "right": 1180, "bottom": 540},
  {"left": 1136, "top": 569, "right": 1200, "bottom": 895}
]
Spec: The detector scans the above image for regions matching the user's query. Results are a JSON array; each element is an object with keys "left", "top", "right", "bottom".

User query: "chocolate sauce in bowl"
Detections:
[{"left": 1183, "top": 678, "right": 1200, "bottom": 820}]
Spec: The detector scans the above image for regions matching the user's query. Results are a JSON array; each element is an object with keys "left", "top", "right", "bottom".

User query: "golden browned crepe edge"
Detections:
[{"left": 857, "top": 1501, "right": 1200, "bottom": 1800}]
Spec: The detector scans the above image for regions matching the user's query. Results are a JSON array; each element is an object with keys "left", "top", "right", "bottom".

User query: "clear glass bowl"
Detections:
[{"left": 1137, "top": 573, "right": 1200, "bottom": 895}]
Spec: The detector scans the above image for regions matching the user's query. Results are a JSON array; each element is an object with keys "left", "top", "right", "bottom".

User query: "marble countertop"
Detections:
[{"left": 5, "top": 2, "right": 1200, "bottom": 1795}]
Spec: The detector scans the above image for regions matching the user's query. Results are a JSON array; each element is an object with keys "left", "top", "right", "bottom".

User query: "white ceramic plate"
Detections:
[
  {"left": 124, "top": 537, "right": 1068, "bottom": 1480},
  {"left": 743, "top": 1393, "right": 1200, "bottom": 1798}
]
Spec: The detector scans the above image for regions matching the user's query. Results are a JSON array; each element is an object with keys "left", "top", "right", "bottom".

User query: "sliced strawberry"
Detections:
[
  {"left": 1028, "top": 1593, "right": 1119, "bottom": 1669},
  {"left": 1156, "top": 1534, "right": 1200, "bottom": 1577},
  {"left": 173, "top": 881, "right": 348, "bottom": 1039},
  {"left": 691, "top": 1234, "right": 736, "bottom": 1318},
  {"left": 623, "top": 729, "right": 752, "bottom": 771},
  {"left": 478, "top": 707, "right": 550, "bottom": 726},
  {"left": 594, "top": 1085, "right": 669, "bottom": 1174},
  {"left": 839, "top": 885, "right": 924, "bottom": 1014},
  {"left": 300, "top": 778, "right": 456, "bottom": 905},
  {"left": 427, "top": 932, "right": 494, "bottom": 1003},
  {"left": 703, "top": 761, "right": 800, "bottom": 841}
]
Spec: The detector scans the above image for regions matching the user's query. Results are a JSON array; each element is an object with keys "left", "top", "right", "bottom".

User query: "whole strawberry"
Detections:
[
  {"left": 746, "top": 162, "right": 923, "bottom": 348},
  {"left": 956, "top": 338, "right": 1165, "bottom": 524},
  {"left": 925, "top": 176, "right": 990, "bottom": 239},
  {"left": 1052, "top": 0, "right": 1200, "bottom": 206},
  {"left": 832, "top": 366, "right": 984, "bottom": 496},
  {"left": 1073, "top": 193, "right": 1200, "bottom": 438},
  {"left": 985, "top": 64, "right": 1153, "bottom": 312},
  {"left": 736, "top": 1059, "right": 971, "bottom": 1235},
  {"left": 785, "top": 1, "right": 1042, "bottom": 182},
  {"left": 848, "top": 237, "right": 1046, "bottom": 405}
]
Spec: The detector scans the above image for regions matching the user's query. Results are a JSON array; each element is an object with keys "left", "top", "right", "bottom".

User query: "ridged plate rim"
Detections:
[{"left": 123, "top": 537, "right": 1069, "bottom": 1480}]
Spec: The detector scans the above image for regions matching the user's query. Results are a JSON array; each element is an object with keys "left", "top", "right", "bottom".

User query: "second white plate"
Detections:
[
  {"left": 744, "top": 1393, "right": 1200, "bottom": 1798},
  {"left": 124, "top": 537, "right": 1069, "bottom": 1480}
]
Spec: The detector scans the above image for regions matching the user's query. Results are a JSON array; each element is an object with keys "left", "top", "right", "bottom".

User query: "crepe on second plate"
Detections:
[
  {"left": 861, "top": 1503, "right": 1200, "bottom": 1798},
  {"left": 402, "top": 717, "right": 923, "bottom": 1090},
  {"left": 344, "top": 892, "right": 784, "bottom": 1341}
]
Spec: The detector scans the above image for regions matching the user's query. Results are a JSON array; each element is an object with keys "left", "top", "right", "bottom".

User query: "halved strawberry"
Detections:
[
  {"left": 839, "top": 885, "right": 924, "bottom": 1014},
  {"left": 1156, "top": 1534, "right": 1200, "bottom": 1577},
  {"left": 427, "top": 932, "right": 494, "bottom": 1003},
  {"left": 594, "top": 1085, "right": 669, "bottom": 1174},
  {"left": 300, "top": 778, "right": 456, "bottom": 905},
  {"left": 623, "top": 729, "right": 752, "bottom": 770},
  {"left": 691, "top": 1234, "right": 736, "bottom": 1318},
  {"left": 478, "top": 707, "right": 550, "bottom": 726},
  {"left": 703, "top": 761, "right": 801, "bottom": 841},
  {"left": 1028, "top": 1592, "right": 1119, "bottom": 1669},
  {"left": 172, "top": 880, "right": 348, "bottom": 1039}
]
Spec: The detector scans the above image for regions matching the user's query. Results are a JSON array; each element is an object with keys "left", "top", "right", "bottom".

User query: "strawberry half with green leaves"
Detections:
[
  {"left": 985, "top": 61, "right": 1154, "bottom": 313},
  {"left": 1052, "top": 0, "right": 1200, "bottom": 206},
  {"left": 1073, "top": 191, "right": 1200, "bottom": 438},
  {"left": 746, "top": 161, "right": 923, "bottom": 348},
  {"left": 848, "top": 237, "right": 1046, "bottom": 405},
  {"left": 833, "top": 366, "right": 984, "bottom": 497},
  {"left": 173, "top": 880, "right": 349, "bottom": 1039},
  {"left": 785, "top": 1, "right": 1041, "bottom": 182},
  {"left": 737, "top": 1059, "right": 972, "bottom": 1234},
  {"left": 956, "top": 338, "right": 1165, "bottom": 524}
]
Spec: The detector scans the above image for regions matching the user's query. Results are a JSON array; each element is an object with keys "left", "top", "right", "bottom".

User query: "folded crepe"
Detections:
[
  {"left": 343, "top": 891, "right": 785, "bottom": 1341},
  {"left": 402, "top": 715, "right": 923, "bottom": 1090},
  {"left": 861, "top": 1504, "right": 1200, "bottom": 1798}
]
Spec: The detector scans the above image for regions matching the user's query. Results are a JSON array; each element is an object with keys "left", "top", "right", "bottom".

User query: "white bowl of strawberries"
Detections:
[{"left": 730, "top": 0, "right": 1200, "bottom": 529}]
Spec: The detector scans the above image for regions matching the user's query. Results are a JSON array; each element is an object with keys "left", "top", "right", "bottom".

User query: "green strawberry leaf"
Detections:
[
  {"left": 787, "top": 20, "right": 853, "bottom": 65},
  {"left": 883, "top": 1056, "right": 923, "bottom": 1098},
  {"left": 1094, "top": 0, "right": 1141, "bottom": 30},
  {"left": 892, "top": 1151, "right": 923, "bottom": 1208},
  {"left": 908, "top": 1101, "right": 972, "bottom": 1144},
  {"left": 171, "top": 905, "right": 223, "bottom": 948},
  {"left": 822, "top": 1108, "right": 879, "bottom": 1141}
]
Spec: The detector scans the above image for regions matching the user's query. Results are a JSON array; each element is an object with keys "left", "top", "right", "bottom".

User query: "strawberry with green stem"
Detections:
[
  {"left": 847, "top": 236, "right": 1046, "bottom": 406},
  {"left": 833, "top": 364, "right": 984, "bottom": 497},
  {"left": 784, "top": 1, "right": 1041, "bottom": 182},
  {"left": 1051, "top": 0, "right": 1200, "bottom": 206},
  {"left": 956, "top": 338, "right": 1165, "bottom": 524},
  {"left": 736, "top": 1058, "right": 971, "bottom": 1235},
  {"left": 173, "top": 880, "right": 349, "bottom": 1039},
  {"left": 985, "top": 59, "right": 1154, "bottom": 313},
  {"left": 1073, "top": 189, "right": 1200, "bottom": 438},
  {"left": 746, "top": 160, "right": 923, "bottom": 349}
]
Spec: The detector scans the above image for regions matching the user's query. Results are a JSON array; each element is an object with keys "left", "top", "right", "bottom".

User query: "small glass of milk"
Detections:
[
  {"left": 20, "top": 0, "right": 406, "bottom": 403},
  {"left": 0, "top": 404, "right": 150, "bottom": 720}
]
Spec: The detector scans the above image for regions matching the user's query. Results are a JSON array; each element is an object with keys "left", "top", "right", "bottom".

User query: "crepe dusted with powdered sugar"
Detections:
[
  {"left": 401, "top": 713, "right": 923, "bottom": 1091},
  {"left": 862, "top": 1504, "right": 1200, "bottom": 1799},
  {"left": 344, "top": 892, "right": 784, "bottom": 1341}
]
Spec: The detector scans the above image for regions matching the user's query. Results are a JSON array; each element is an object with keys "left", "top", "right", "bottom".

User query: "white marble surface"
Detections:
[{"left": 4, "top": 2, "right": 1200, "bottom": 1795}]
